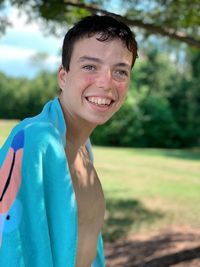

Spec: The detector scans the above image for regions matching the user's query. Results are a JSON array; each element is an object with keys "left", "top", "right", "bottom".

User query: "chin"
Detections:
[
  {"left": 99, "top": 118, "right": 111, "bottom": 125},
  {"left": 83, "top": 111, "right": 117, "bottom": 126},
  {"left": 92, "top": 116, "right": 113, "bottom": 126}
]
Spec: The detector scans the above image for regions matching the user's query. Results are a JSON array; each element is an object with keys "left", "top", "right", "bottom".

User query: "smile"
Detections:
[{"left": 86, "top": 96, "right": 113, "bottom": 106}]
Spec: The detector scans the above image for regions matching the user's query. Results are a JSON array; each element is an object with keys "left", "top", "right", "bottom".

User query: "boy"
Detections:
[{"left": 0, "top": 15, "right": 137, "bottom": 267}]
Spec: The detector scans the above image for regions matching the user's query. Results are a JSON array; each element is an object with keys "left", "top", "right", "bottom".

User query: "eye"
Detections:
[
  {"left": 83, "top": 65, "right": 96, "bottom": 71},
  {"left": 116, "top": 70, "right": 128, "bottom": 76},
  {"left": 114, "top": 69, "right": 129, "bottom": 80}
]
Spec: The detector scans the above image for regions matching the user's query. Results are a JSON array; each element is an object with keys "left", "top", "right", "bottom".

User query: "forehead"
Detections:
[{"left": 71, "top": 35, "right": 133, "bottom": 66}]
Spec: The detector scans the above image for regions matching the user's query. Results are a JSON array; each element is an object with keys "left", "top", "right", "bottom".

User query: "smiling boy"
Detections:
[{"left": 0, "top": 15, "right": 137, "bottom": 267}]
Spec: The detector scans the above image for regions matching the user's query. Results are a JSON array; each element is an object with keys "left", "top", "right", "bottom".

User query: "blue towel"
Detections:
[{"left": 0, "top": 98, "right": 105, "bottom": 267}]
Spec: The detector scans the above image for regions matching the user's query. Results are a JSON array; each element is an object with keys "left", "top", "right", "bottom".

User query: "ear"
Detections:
[{"left": 57, "top": 65, "right": 67, "bottom": 91}]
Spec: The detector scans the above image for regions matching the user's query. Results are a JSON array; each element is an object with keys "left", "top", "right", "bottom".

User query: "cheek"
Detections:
[
  {"left": 84, "top": 75, "right": 96, "bottom": 84},
  {"left": 117, "top": 83, "right": 128, "bottom": 99}
]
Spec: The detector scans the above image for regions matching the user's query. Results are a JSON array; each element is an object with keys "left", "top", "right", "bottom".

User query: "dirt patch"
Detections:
[{"left": 105, "top": 227, "right": 200, "bottom": 266}]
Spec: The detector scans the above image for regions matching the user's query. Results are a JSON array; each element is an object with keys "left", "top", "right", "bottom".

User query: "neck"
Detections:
[
  {"left": 59, "top": 97, "right": 96, "bottom": 161},
  {"left": 66, "top": 123, "right": 93, "bottom": 154}
]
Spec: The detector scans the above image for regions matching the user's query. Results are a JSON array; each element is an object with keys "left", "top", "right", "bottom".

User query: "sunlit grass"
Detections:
[
  {"left": 0, "top": 120, "right": 18, "bottom": 146},
  {"left": 93, "top": 146, "right": 200, "bottom": 241}
]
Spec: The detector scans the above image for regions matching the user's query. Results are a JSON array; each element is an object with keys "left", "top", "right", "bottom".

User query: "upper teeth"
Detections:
[{"left": 87, "top": 97, "right": 112, "bottom": 105}]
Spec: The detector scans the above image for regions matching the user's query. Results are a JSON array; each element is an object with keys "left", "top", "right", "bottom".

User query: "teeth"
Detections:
[{"left": 87, "top": 97, "right": 112, "bottom": 106}]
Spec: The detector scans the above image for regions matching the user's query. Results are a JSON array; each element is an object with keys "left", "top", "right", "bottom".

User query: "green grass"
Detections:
[
  {"left": 0, "top": 120, "right": 18, "bottom": 146},
  {"left": 93, "top": 146, "right": 200, "bottom": 242},
  {"left": 1, "top": 120, "right": 200, "bottom": 243}
]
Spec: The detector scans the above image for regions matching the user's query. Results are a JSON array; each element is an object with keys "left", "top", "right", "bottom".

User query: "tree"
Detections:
[
  {"left": 0, "top": 71, "right": 58, "bottom": 119},
  {"left": 0, "top": 0, "right": 200, "bottom": 48}
]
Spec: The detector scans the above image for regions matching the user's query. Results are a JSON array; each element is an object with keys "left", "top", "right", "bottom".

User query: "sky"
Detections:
[
  {"left": 0, "top": 1, "right": 143, "bottom": 79},
  {"left": 0, "top": 4, "right": 62, "bottom": 78},
  {"left": 0, "top": 1, "right": 125, "bottom": 79}
]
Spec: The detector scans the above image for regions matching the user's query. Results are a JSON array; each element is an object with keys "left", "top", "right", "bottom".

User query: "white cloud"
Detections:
[
  {"left": 8, "top": 6, "right": 42, "bottom": 34},
  {"left": 0, "top": 44, "right": 60, "bottom": 63},
  {"left": 0, "top": 44, "right": 35, "bottom": 60},
  {"left": 0, "top": 4, "right": 61, "bottom": 77},
  {"left": 46, "top": 55, "right": 60, "bottom": 65},
  {"left": 2, "top": 7, "right": 61, "bottom": 53}
]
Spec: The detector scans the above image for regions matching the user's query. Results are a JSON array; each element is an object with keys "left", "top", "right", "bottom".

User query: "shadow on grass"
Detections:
[
  {"left": 103, "top": 198, "right": 163, "bottom": 243},
  {"left": 128, "top": 148, "right": 200, "bottom": 161},
  {"left": 105, "top": 231, "right": 200, "bottom": 267},
  {"left": 161, "top": 149, "right": 200, "bottom": 161}
]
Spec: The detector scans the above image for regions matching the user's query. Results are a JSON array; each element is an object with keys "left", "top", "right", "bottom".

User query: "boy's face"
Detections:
[{"left": 58, "top": 35, "right": 133, "bottom": 127}]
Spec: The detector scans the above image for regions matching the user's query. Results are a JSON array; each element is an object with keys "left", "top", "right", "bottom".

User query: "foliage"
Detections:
[
  {"left": 0, "top": 71, "right": 58, "bottom": 119},
  {"left": 91, "top": 90, "right": 180, "bottom": 148},
  {"left": 0, "top": 0, "right": 200, "bottom": 47}
]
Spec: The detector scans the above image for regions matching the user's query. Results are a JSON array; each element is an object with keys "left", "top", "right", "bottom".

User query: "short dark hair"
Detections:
[{"left": 62, "top": 14, "right": 138, "bottom": 71}]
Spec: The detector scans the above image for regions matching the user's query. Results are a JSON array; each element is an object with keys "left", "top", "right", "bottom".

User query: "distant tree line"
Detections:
[
  {"left": 0, "top": 48, "right": 199, "bottom": 148},
  {"left": 0, "top": 71, "right": 58, "bottom": 119}
]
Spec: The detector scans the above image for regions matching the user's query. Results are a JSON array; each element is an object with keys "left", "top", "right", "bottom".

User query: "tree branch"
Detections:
[{"left": 64, "top": 0, "right": 200, "bottom": 49}]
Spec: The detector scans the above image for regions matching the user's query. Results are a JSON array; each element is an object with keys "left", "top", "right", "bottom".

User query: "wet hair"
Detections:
[{"left": 62, "top": 14, "right": 138, "bottom": 71}]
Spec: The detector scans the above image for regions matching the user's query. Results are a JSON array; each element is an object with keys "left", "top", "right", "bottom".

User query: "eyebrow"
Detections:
[
  {"left": 78, "top": 56, "right": 131, "bottom": 70},
  {"left": 78, "top": 56, "right": 103, "bottom": 63},
  {"left": 116, "top": 62, "right": 131, "bottom": 70}
]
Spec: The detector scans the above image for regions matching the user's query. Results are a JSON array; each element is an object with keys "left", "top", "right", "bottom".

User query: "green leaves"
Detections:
[{"left": 1, "top": 0, "right": 200, "bottom": 47}]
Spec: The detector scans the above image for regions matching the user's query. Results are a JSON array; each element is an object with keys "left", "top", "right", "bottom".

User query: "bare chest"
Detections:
[
  {"left": 68, "top": 147, "right": 105, "bottom": 267},
  {"left": 69, "top": 148, "right": 105, "bottom": 227}
]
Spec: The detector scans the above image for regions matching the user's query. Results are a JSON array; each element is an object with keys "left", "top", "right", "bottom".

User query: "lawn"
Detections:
[
  {"left": 93, "top": 146, "right": 200, "bottom": 242},
  {"left": 1, "top": 120, "right": 200, "bottom": 244},
  {"left": 0, "top": 119, "right": 18, "bottom": 146}
]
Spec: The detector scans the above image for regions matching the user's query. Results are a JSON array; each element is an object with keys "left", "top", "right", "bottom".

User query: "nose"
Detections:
[{"left": 96, "top": 69, "right": 113, "bottom": 90}]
